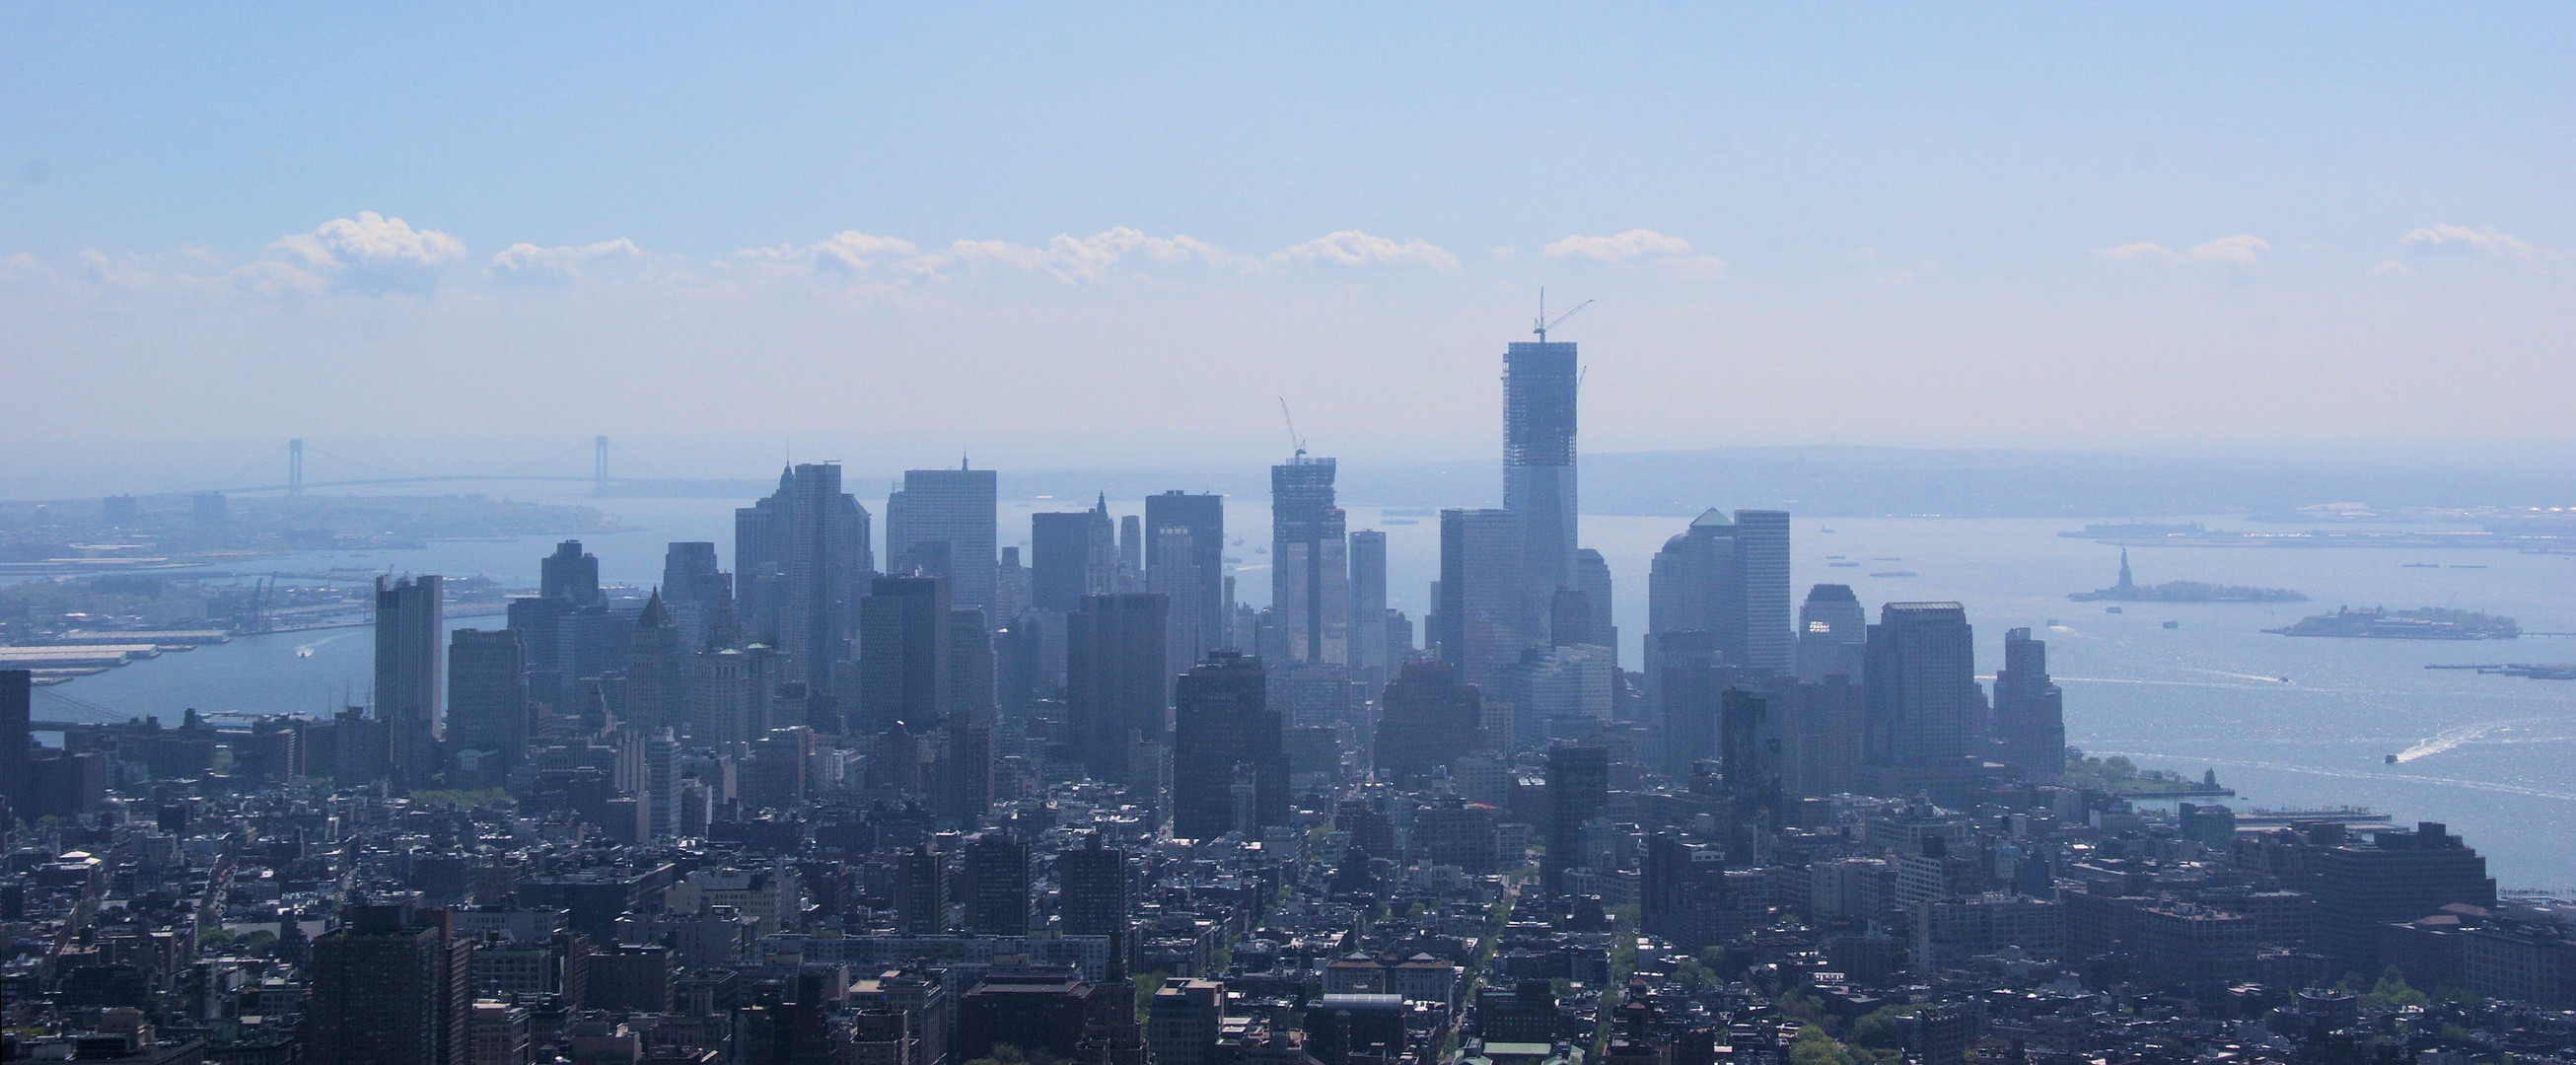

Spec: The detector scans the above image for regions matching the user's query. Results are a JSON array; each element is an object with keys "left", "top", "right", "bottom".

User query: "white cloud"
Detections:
[
  {"left": 742, "top": 227, "right": 1242, "bottom": 284},
  {"left": 928, "top": 228, "right": 1242, "bottom": 283},
  {"left": 2095, "top": 236, "right": 2268, "bottom": 265},
  {"left": 1540, "top": 229, "right": 1728, "bottom": 277},
  {"left": 1544, "top": 229, "right": 1695, "bottom": 262},
  {"left": 1273, "top": 230, "right": 1459, "bottom": 268},
  {"left": 737, "top": 231, "right": 924, "bottom": 277},
  {"left": 0, "top": 252, "right": 51, "bottom": 284},
  {"left": 489, "top": 239, "right": 642, "bottom": 287},
  {"left": 2094, "top": 242, "right": 2179, "bottom": 261},
  {"left": 2189, "top": 234, "right": 2270, "bottom": 265},
  {"left": 2369, "top": 259, "right": 2412, "bottom": 277},
  {"left": 263, "top": 211, "right": 465, "bottom": 294},
  {"left": 2401, "top": 223, "right": 2531, "bottom": 256}
]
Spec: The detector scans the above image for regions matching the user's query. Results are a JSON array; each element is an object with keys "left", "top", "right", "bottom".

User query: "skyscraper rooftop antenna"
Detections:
[
  {"left": 1277, "top": 397, "right": 1307, "bottom": 461},
  {"left": 1534, "top": 289, "right": 1594, "bottom": 343}
]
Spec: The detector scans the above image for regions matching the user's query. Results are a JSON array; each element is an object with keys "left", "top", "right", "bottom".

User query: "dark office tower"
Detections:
[
  {"left": 1271, "top": 457, "right": 1347, "bottom": 665},
  {"left": 1503, "top": 336, "right": 1580, "bottom": 609},
  {"left": 1550, "top": 589, "right": 1594, "bottom": 648},
  {"left": 1171, "top": 651, "right": 1287, "bottom": 839},
  {"left": 1145, "top": 491, "right": 1228, "bottom": 651},
  {"left": 859, "top": 576, "right": 953, "bottom": 734},
  {"left": 1543, "top": 743, "right": 1610, "bottom": 896},
  {"left": 1032, "top": 507, "right": 1114, "bottom": 614},
  {"left": 963, "top": 831, "right": 1033, "bottom": 935},
  {"left": 1991, "top": 627, "right": 2065, "bottom": 781},
  {"left": 446, "top": 629, "right": 529, "bottom": 765},
  {"left": 895, "top": 842, "right": 947, "bottom": 934},
  {"left": 0, "top": 670, "right": 28, "bottom": 815},
  {"left": 624, "top": 593, "right": 686, "bottom": 733},
  {"left": 1371, "top": 660, "right": 1487, "bottom": 785},
  {"left": 1653, "top": 634, "right": 1728, "bottom": 776},
  {"left": 1862, "top": 602, "right": 1984, "bottom": 763},
  {"left": 1732, "top": 511, "right": 1792, "bottom": 672},
  {"left": 887, "top": 464, "right": 1000, "bottom": 622},
  {"left": 1573, "top": 549, "right": 1615, "bottom": 666},
  {"left": 1347, "top": 530, "right": 1390, "bottom": 696},
  {"left": 376, "top": 575, "right": 443, "bottom": 787},
  {"left": 1437, "top": 508, "right": 1531, "bottom": 690},
  {"left": 1719, "top": 688, "right": 1783, "bottom": 857},
  {"left": 942, "top": 719, "right": 993, "bottom": 822},
  {"left": 1795, "top": 584, "right": 1869, "bottom": 682},
  {"left": 660, "top": 542, "right": 733, "bottom": 649},
  {"left": 1059, "top": 832, "right": 1132, "bottom": 976},
  {"left": 1779, "top": 676, "right": 1864, "bottom": 799},
  {"left": 1068, "top": 594, "right": 1170, "bottom": 785},
  {"left": 737, "top": 463, "right": 872, "bottom": 696},
  {"left": 307, "top": 904, "right": 472, "bottom": 1065},
  {"left": 951, "top": 607, "right": 996, "bottom": 724},
  {"left": 539, "top": 540, "right": 601, "bottom": 605}
]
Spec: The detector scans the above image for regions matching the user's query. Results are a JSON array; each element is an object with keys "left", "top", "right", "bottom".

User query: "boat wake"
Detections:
[{"left": 2396, "top": 722, "right": 2519, "bottom": 763}]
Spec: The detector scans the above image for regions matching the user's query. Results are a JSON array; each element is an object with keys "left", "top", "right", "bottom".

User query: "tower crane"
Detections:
[
  {"left": 1278, "top": 397, "right": 1307, "bottom": 460},
  {"left": 1533, "top": 289, "right": 1594, "bottom": 343}
]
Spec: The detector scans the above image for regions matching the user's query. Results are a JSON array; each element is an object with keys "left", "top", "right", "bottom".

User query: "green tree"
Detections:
[
  {"left": 2363, "top": 968, "right": 2430, "bottom": 1010},
  {"left": 1133, "top": 970, "right": 1171, "bottom": 1024},
  {"left": 1847, "top": 1008, "right": 1905, "bottom": 1051},
  {"left": 1787, "top": 1026, "right": 1855, "bottom": 1065}
]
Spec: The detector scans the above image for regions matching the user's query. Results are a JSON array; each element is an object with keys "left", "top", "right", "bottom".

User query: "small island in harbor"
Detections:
[
  {"left": 2270, "top": 606, "right": 2521, "bottom": 640},
  {"left": 2067, "top": 549, "right": 2309, "bottom": 603}
]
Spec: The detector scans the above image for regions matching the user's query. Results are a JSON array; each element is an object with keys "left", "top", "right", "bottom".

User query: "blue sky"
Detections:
[{"left": 3, "top": 3, "right": 2570, "bottom": 473}]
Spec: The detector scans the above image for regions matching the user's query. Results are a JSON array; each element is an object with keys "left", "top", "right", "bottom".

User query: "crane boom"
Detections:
[
  {"left": 1536, "top": 298, "right": 1594, "bottom": 343},
  {"left": 1278, "top": 396, "right": 1306, "bottom": 459}
]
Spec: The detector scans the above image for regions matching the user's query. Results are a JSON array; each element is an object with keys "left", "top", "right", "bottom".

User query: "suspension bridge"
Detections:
[{"left": 178, "top": 436, "right": 761, "bottom": 498}]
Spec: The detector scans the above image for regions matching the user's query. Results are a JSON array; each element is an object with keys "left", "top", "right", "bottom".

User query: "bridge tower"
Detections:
[
  {"left": 288, "top": 439, "right": 304, "bottom": 496},
  {"left": 594, "top": 436, "right": 609, "bottom": 495}
]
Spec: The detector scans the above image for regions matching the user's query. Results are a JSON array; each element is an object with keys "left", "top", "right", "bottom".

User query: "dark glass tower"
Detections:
[
  {"left": 1991, "top": 627, "right": 2065, "bottom": 780},
  {"left": 1171, "top": 651, "right": 1286, "bottom": 839},
  {"left": 1862, "top": 602, "right": 1983, "bottom": 762},
  {"left": 1503, "top": 339, "right": 1579, "bottom": 606}
]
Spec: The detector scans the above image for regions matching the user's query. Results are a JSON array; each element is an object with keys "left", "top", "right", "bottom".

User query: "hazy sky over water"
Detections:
[{"left": 3, "top": 4, "right": 2569, "bottom": 462}]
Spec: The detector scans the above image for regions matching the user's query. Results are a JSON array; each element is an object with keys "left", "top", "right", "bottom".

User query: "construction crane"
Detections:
[
  {"left": 1533, "top": 289, "right": 1593, "bottom": 343},
  {"left": 1278, "top": 397, "right": 1307, "bottom": 460}
]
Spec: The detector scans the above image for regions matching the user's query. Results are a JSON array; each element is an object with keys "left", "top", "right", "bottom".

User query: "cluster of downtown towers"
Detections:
[{"left": 377, "top": 335, "right": 2066, "bottom": 857}]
